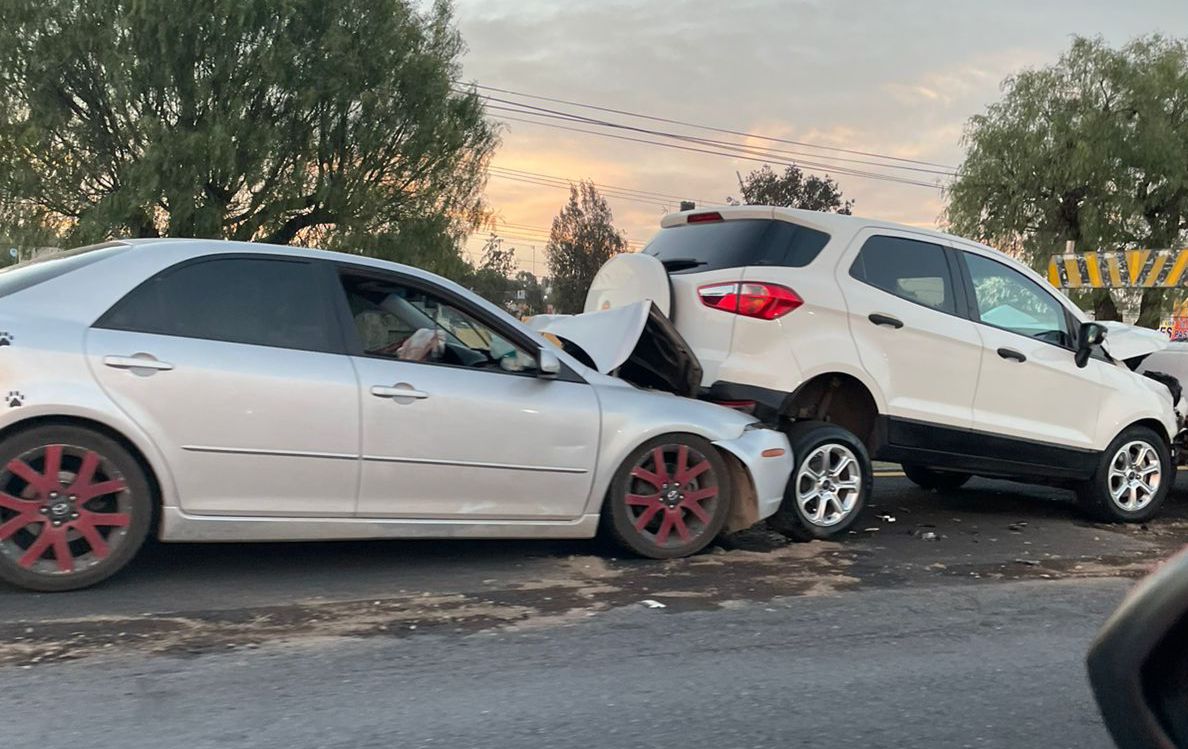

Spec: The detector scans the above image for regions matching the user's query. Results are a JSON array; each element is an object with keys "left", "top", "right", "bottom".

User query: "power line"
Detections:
[
  {"left": 489, "top": 165, "right": 721, "bottom": 206},
  {"left": 483, "top": 99, "right": 955, "bottom": 177},
  {"left": 493, "top": 113, "right": 942, "bottom": 189},
  {"left": 487, "top": 169, "right": 714, "bottom": 211},
  {"left": 466, "top": 83, "right": 959, "bottom": 171}
]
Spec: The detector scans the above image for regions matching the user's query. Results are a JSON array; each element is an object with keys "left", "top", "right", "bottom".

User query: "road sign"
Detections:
[{"left": 1048, "top": 249, "right": 1188, "bottom": 289}]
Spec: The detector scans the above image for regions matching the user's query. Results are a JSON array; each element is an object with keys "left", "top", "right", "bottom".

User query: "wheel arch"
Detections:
[
  {"left": 1117, "top": 418, "right": 1172, "bottom": 447},
  {"left": 780, "top": 372, "right": 881, "bottom": 449}
]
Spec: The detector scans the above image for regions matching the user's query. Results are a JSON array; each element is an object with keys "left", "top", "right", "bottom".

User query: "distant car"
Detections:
[
  {"left": 0, "top": 239, "right": 792, "bottom": 591},
  {"left": 578, "top": 206, "right": 1183, "bottom": 537}
]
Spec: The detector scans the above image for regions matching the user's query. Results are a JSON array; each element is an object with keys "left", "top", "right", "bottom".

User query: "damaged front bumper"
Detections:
[{"left": 714, "top": 425, "right": 795, "bottom": 522}]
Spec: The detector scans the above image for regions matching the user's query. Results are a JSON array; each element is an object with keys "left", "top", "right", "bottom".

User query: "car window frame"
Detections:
[
  {"left": 326, "top": 261, "right": 586, "bottom": 384},
  {"left": 848, "top": 233, "right": 963, "bottom": 317},
  {"left": 954, "top": 249, "right": 1076, "bottom": 350}
]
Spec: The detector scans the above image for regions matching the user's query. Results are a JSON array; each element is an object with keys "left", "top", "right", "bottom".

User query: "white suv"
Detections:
[{"left": 580, "top": 206, "right": 1182, "bottom": 538}]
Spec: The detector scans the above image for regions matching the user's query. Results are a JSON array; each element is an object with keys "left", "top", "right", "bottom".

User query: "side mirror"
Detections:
[
  {"left": 1076, "top": 322, "right": 1108, "bottom": 368},
  {"left": 537, "top": 348, "right": 561, "bottom": 378},
  {"left": 1087, "top": 547, "right": 1188, "bottom": 748}
]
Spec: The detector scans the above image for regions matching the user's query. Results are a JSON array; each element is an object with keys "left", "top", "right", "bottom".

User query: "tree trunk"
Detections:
[
  {"left": 1135, "top": 287, "right": 1166, "bottom": 329},
  {"left": 1091, "top": 289, "right": 1121, "bottom": 321}
]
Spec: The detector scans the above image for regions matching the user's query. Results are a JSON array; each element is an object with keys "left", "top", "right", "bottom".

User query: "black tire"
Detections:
[
  {"left": 0, "top": 425, "right": 152, "bottom": 592},
  {"left": 769, "top": 421, "right": 872, "bottom": 541},
  {"left": 604, "top": 433, "right": 732, "bottom": 559},
  {"left": 901, "top": 463, "right": 972, "bottom": 491},
  {"left": 1076, "top": 426, "right": 1172, "bottom": 523}
]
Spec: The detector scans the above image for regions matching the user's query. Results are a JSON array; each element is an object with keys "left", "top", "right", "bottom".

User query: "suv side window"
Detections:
[
  {"left": 96, "top": 257, "right": 337, "bottom": 353},
  {"left": 850, "top": 236, "right": 955, "bottom": 314},
  {"left": 339, "top": 272, "right": 539, "bottom": 373},
  {"left": 964, "top": 252, "right": 1072, "bottom": 346}
]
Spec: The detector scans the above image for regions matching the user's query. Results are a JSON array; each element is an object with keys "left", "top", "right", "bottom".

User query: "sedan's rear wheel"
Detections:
[
  {"left": 0, "top": 425, "right": 151, "bottom": 592},
  {"left": 605, "top": 434, "right": 731, "bottom": 559}
]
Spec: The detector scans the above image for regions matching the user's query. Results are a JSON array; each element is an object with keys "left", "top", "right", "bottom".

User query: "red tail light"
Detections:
[
  {"left": 686, "top": 211, "right": 723, "bottom": 224},
  {"left": 698, "top": 282, "right": 802, "bottom": 320}
]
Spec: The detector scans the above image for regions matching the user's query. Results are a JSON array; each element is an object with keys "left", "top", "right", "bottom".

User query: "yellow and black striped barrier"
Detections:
[{"left": 1048, "top": 249, "right": 1188, "bottom": 289}]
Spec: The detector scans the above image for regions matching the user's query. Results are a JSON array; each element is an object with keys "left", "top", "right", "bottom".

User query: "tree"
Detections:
[
  {"left": 466, "top": 234, "right": 517, "bottom": 306},
  {"left": 546, "top": 181, "right": 627, "bottom": 313},
  {"left": 946, "top": 35, "right": 1188, "bottom": 327},
  {"left": 730, "top": 164, "right": 853, "bottom": 214},
  {"left": 0, "top": 0, "right": 498, "bottom": 276}
]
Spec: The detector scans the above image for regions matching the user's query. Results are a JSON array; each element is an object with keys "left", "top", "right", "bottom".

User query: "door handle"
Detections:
[
  {"left": 103, "top": 355, "right": 174, "bottom": 371},
  {"left": 371, "top": 385, "right": 430, "bottom": 400},
  {"left": 868, "top": 313, "right": 904, "bottom": 329},
  {"left": 997, "top": 347, "right": 1027, "bottom": 363}
]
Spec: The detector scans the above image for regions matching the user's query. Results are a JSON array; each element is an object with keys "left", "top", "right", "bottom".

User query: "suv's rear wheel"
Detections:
[
  {"left": 902, "top": 463, "right": 972, "bottom": 491},
  {"left": 1077, "top": 426, "right": 1172, "bottom": 523},
  {"left": 0, "top": 425, "right": 152, "bottom": 592},
  {"left": 604, "top": 434, "right": 732, "bottom": 559},
  {"left": 770, "top": 421, "right": 871, "bottom": 541}
]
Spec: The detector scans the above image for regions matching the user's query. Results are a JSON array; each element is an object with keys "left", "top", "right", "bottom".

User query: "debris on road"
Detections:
[
  {"left": 1014, "top": 558, "right": 1041, "bottom": 566},
  {"left": 640, "top": 600, "right": 667, "bottom": 609},
  {"left": 877, "top": 514, "right": 897, "bottom": 523}
]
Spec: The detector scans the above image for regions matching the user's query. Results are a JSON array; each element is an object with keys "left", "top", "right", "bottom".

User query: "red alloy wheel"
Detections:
[
  {"left": 0, "top": 443, "right": 132, "bottom": 575},
  {"left": 625, "top": 443, "right": 721, "bottom": 548}
]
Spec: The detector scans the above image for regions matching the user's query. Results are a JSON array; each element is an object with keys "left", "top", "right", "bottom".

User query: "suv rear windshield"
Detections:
[
  {"left": 0, "top": 242, "right": 129, "bottom": 299},
  {"left": 643, "top": 219, "right": 831, "bottom": 274}
]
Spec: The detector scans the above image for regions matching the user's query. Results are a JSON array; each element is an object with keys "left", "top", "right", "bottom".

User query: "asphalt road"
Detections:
[{"left": 2, "top": 475, "right": 1187, "bottom": 748}]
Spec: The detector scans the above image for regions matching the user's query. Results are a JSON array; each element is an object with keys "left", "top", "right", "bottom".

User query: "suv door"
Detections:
[
  {"left": 958, "top": 249, "right": 1103, "bottom": 451},
  {"left": 840, "top": 230, "right": 982, "bottom": 430},
  {"left": 87, "top": 255, "right": 360, "bottom": 516},
  {"left": 332, "top": 267, "right": 600, "bottom": 520}
]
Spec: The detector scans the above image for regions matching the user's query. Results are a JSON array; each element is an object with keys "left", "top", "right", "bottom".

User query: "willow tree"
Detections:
[
  {"left": 0, "top": 0, "right": 497, "bottom": 275},
  {"left": 946, "top": 35, "right": 1188, "bottom": 326}
]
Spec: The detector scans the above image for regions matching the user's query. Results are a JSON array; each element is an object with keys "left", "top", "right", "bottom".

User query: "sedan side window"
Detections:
[
  {"left": 339, "top": 273, "right": 538, "bottom": 373},
  {"left": 95, "top": 257, "right": 337, "bottom": 353},
  {"left": 850, "top": 235, "right": 955, "bottom": 314},
  {"left": 965, "top": 253, "right": 1072, "bottom": 346}
]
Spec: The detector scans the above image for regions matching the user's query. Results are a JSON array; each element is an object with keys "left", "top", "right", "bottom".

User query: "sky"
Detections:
[{"left": 452, "top": 0, "right": 1188, "bottom": 275}]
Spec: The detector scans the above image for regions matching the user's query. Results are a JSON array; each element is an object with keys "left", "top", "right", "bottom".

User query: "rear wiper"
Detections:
[{"left": 660, "top": 258, "right": 708, "bottom": 271}]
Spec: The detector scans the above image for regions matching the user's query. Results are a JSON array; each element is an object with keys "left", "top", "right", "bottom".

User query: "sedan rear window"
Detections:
[
  {"left": 0, "top": 242, "right": 129, "bottom": 299},
  {"left": 643, "top": 219, "right": 830, "bottom": 274}
]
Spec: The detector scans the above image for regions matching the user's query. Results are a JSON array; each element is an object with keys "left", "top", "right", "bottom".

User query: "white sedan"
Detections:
[{"left": 0, "top": 239, "right": 792, "bottom": 591}]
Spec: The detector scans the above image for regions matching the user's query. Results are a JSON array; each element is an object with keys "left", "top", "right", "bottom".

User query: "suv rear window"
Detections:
[
  {"left": 0, "top": 242, "right": 128, "bottom": 299},
  {"left": 643, "top": 219, "right": 830, "bottom": 274}
]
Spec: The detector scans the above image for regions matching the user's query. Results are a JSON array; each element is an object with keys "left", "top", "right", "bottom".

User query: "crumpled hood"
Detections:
[
  {"left": 526, "top": 302, "right": 650, "bottom": 373},
  {"left": 526, "top": 300, "right": 703, "bottom": 398},
  {"left": 1099, "top": 321, "right": 1170, "bottom": 361}
]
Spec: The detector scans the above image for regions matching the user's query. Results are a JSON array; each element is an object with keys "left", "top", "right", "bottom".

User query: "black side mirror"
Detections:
[
  {"left": 1075, "top": 322, "right": 1108, "bottom": 368},
  {"left": 1087, "top": 547, "right": 1188, "bottom": 748}
]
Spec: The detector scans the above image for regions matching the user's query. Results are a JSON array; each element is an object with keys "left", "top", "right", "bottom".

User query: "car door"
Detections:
[
  {"left": 331, "top": 266, "right": 601, "bottom": 520},
  {"left": 86, "top": 255, "right": 360, "bottom": 516},
  {"left": 839, "top": 230, "right": 983, "bottom": 430},
  {"left": 958, "top": 249, "right": 1104, "bottom": 450}
]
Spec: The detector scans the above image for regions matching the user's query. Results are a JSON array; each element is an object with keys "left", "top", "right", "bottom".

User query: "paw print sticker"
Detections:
[
  {"left": 0, "top": 332, "right": 11, "bottom": 347},
  {"left": 7, "top": 391, "right": 22, "bottom": 408}
]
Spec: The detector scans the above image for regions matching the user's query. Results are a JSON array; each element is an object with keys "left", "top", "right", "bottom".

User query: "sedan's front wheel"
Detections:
[
  {"left": 604, "top": 434, "right": 732, "bottom": 559},
  {"left": 0, "top": 425, "right": 152, "bottom": 592}
]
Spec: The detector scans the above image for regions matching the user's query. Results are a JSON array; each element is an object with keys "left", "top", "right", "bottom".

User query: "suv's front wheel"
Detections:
[
  {"left": 770, "top": 421, "right": 871, "bottom": 541},
  {"left": 1077, "top": 426, "right": 1172, "bottom": 523}
]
